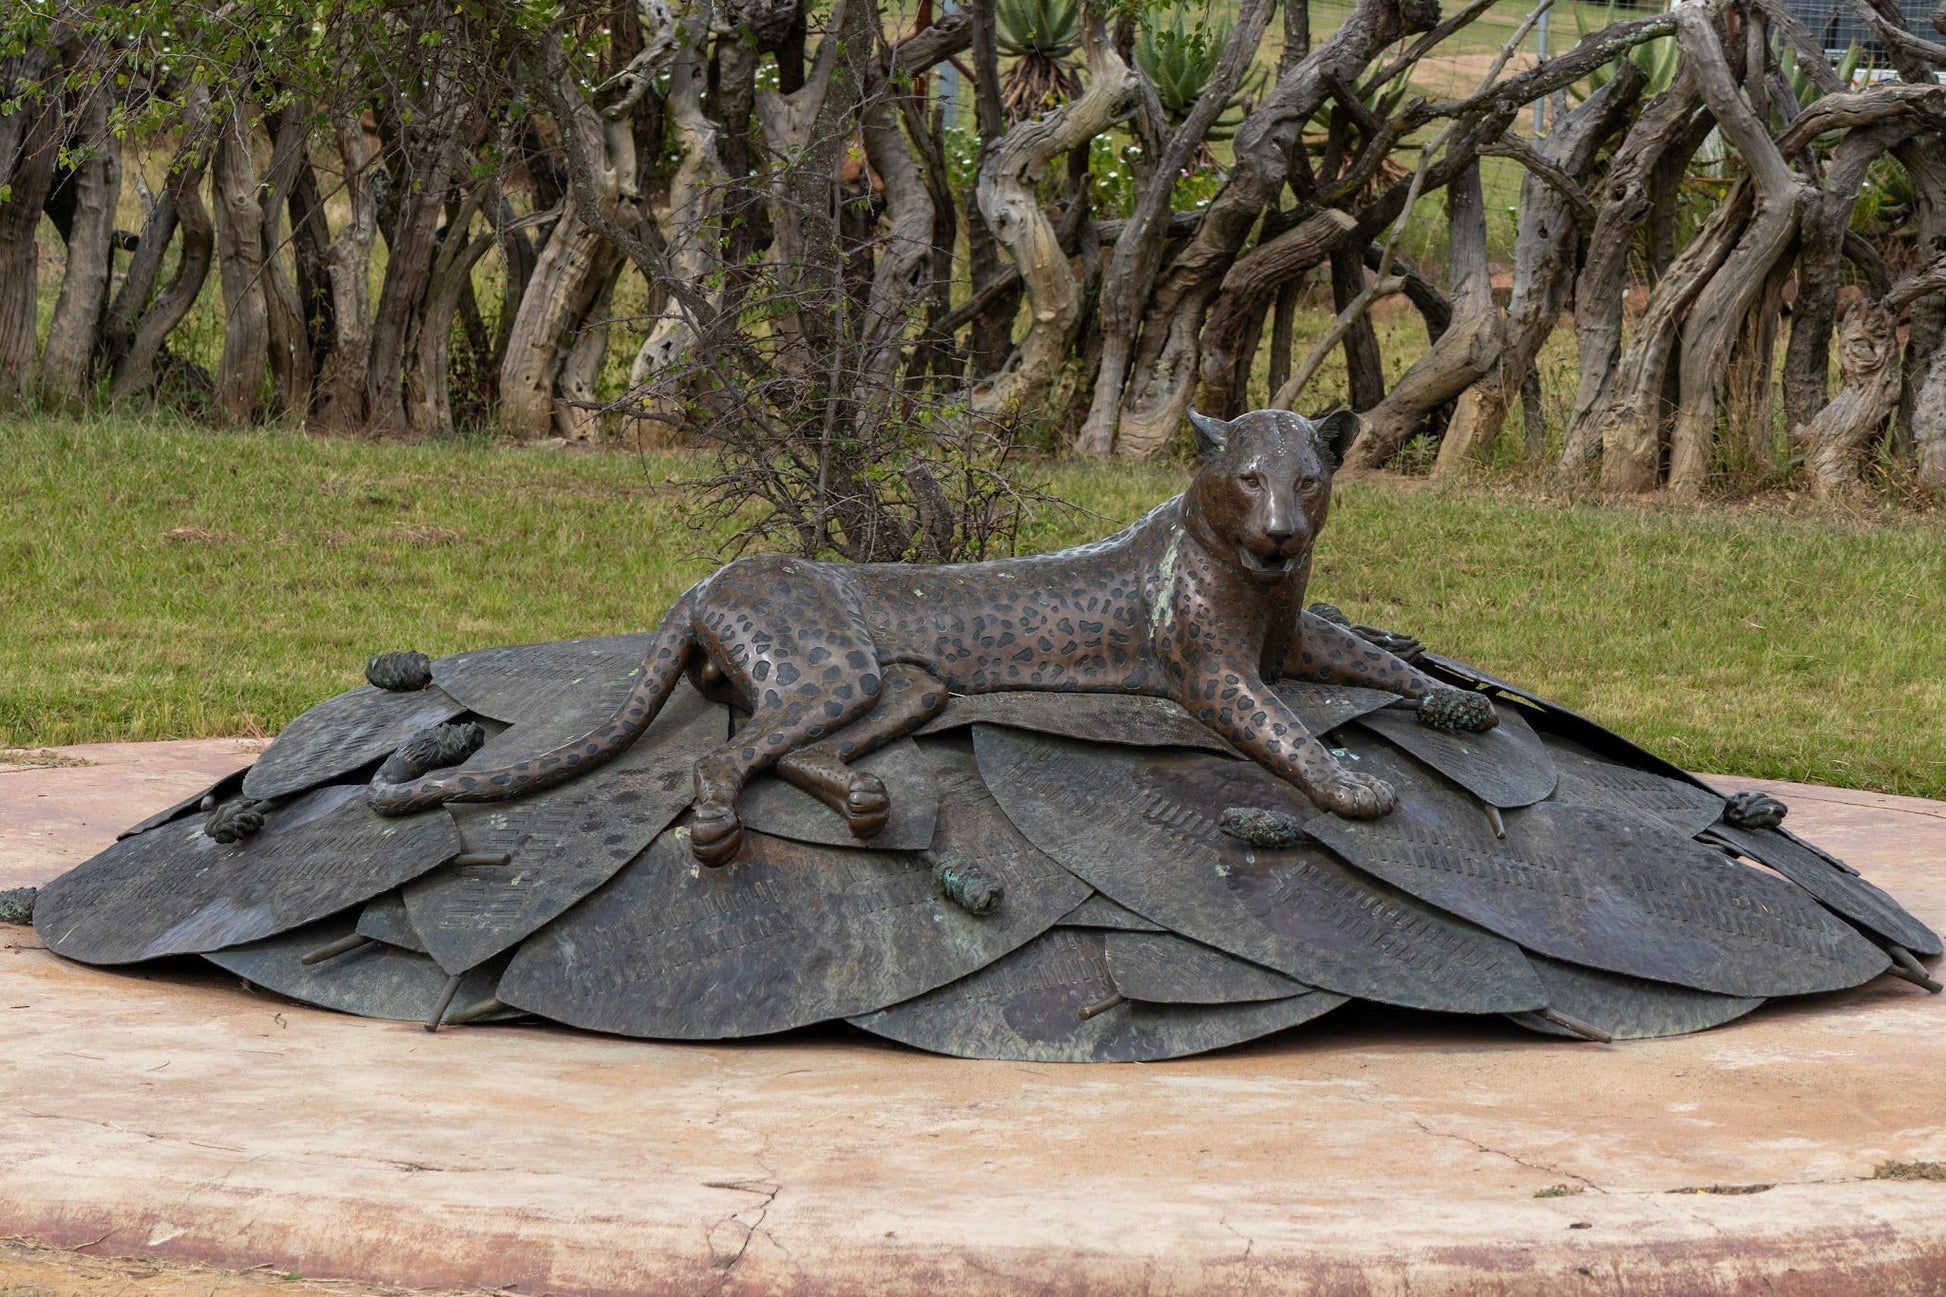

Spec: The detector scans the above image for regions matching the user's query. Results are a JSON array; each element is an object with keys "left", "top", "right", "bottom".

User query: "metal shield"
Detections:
[
  {"left": 431, "top": 633, "right": 658, "bottom": 729},
  {"left": 35, "top": 783, "right": 462, "bottom": 965},
  {"left": 356, "top": 890, "right": 428, "bottom": 953},
  {"left": 735, "top": 735, "right": 939, "bottom": 851},
  {"left": 850, "top": 928, "right": 1347, "bottom": 1062},
  {"left": 117, "top": 765, "right": 250, "bottom": 839},
  {"left": 242, "top": 685, "right": 466, "bottom": 801},
  {"left": 1507, "top": 954, "right": 1764, "bottom": 1041},
  {"left": 206, "top": 913, "right": 507, "bottom": 1022},
  {"left": 1307, "top": 792, "right": 1891, "bottom": 998},
  {"left": 404, "top": 681, "right": 727, "bottom": 973},
  {"left": 1543, "top": 733, "right": 1726, "bottom": 838},
  {"left": 1354, "top": 703, "right": 1558, "bottom": 808},
  {"left": 1704, "top": 821, "right": 1941, "bottom": 957},
  {"left": 497, "top": 817, "right": 1080, "bottom": 1039},
  {"left": 1058, "top": 893, "right": 1165, "bottom": 931},
  {"left": 971, "top": 725, "right": 1546, "bottom": 1014},
  {"left": 1102, "top": 930, "right": 1312, "bottom": 1003}
]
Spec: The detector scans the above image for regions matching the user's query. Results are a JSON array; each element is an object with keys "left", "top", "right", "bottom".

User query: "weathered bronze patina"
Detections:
[{"left": 369, "top": 411, "right": 1492, "bottom": 864}]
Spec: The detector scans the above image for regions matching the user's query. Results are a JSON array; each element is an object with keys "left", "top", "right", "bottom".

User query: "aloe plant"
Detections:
[
  {"left": 996, "top": 0, "right": 1083, "bottom": 122},
  {"left": 1571, "top": 1, "right": 1679, "bottom": 103},
  {"left": 1135, "top": 3, "right": 1264, "bottom": 156}
]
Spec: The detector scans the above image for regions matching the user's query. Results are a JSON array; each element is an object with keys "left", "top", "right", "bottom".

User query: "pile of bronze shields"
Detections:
[{"left": 34, "top": 625, "right": 1940, "bottom": 1061}]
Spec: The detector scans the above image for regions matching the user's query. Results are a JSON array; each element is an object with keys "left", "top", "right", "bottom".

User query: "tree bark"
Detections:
[
  {"left": 1330, "top": 245, "right": 1387, "bottom": 412},
  {"left": 1784, "top": 121, "right": 1922, "bottom": 435},
  {"left": 970, "top": 13, "right": 1137, "bottom": 417},
  {"left": 1350, "top": 161, "right": 1499, "bottom": 471},
  {"left": 1436, "top": 64, "right": 1642, "bottom": 473},
  {"left": 366, "top": 62, "right": 473, "bottom": 433},
  {"left": 1592, "top": 183, "right": 1750, "bottom": 492},
  {"left": 211, "top": 99, "right": 270, "bottom": 423},
  {"left": 1895, "top": 135, "right": 1946, "bottom": 457},
  {"left": 40, "top": 83, "right": 120, "bottom": 408},
  {"left": 628, "top": 12, "right": 724, "bottom": 444},
  {"left": 109, "top": 92, "right": 214, "bottom": 404},
  {"left": 1108, "top": 0, "right": 1429, "bottom": 458},
  {"left": 0, "top": 50, "right": 59, "bottom": 406},
  {"left": 1667, "top": 3, "right": 1808, "bottom": 495},
  {"left": 1560, "top": 69, "right": 1703, "bottom": 469},
  {"left": 1804, "top": 299, "right": 1903, "bottom": 492},
  {"left": 502, "top": 43, "right": 643, "bottom": 440},
  {"left": 260, "top": 97, "right": 316, "bottom": 419},
  {"left": 964, "top": 0, "right": 1017, "bottom": 378},
  {"left": 1196, "top": 209, "right": 1358, "bottom": 418},
  {"left": 1076, "top": 0, "right": 1274, "bottom": 453},
  {"left": 313, "top": 111, "right": 380, "bottom": 433}
]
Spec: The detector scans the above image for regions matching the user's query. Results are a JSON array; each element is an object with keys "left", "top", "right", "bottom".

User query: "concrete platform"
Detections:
[{"left": 1, "top": 742, "right": 1943, "bottom": 1295}]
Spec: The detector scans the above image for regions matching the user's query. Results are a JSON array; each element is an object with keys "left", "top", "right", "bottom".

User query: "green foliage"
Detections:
[
  {"left": 995, "top": 0, "right": 1080, "bottom": 60},
  {"left": 1135, "top": 6, "right": 1261, "bottom": 138}
]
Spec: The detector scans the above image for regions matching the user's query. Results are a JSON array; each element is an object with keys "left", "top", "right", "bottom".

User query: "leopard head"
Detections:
[{"left": 1182, "top": 408, "right": 1360, "bottom": 583}]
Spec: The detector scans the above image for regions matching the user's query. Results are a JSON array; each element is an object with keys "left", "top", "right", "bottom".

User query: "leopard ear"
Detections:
[
  {"left": 1313, "top": 409, "right": 1361, "bottom": 468},
  {"left": 1188, "top": 409, "right": 1230, "bottom": 459}
]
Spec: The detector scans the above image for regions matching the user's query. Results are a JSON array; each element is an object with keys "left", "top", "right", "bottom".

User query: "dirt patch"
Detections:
[
  {"left": 0, "top": 1238, "right": 471, "bottom": 1297},
  {"left": 162, "top": 525, "right": 243, "bottom": 545},
  {"left": 0, "top": 750, "right": 94, "bottom": 773}
]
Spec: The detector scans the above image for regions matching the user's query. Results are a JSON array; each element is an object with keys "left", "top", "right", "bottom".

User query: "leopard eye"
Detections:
[
  {"left": 1238, "top": 472, "right": 1263, "bottom": 491},
  {"left": 1297, "top": 475, "right": 1321, "bottom": 493}
]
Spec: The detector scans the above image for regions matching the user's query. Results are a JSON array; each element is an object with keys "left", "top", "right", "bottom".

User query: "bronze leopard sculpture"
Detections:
[{"left": 370, "top": 408, "right": 1496, "bottom": 864}]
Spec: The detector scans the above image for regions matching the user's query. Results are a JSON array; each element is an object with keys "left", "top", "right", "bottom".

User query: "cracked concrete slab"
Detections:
[{"left": 1, "top": 743, "right": 1943, "bottom": 1295}]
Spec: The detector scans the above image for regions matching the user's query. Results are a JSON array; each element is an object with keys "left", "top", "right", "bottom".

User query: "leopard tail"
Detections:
[{"left": 368, "top": 594, "right": 696, "bottom": 816}]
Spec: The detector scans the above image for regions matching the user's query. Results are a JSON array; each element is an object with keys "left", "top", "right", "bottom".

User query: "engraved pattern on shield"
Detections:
[
  {"left": 1306, "top": 778, "right": 1892, "bottom": 998},
  {"left": 1542, "top": 732, "right": 1727, "bottom": 838},
  {"left": 1059, "top": 893, "right": 1166, "bottom": 931},
  {"left": 1704, "top": 821, "right": 1941, "bottom": 957},
  {"left": 356, "top": 890, "right": 429, "bottom": 953},
  {"left": 851, "top": 928, "right": 1347, "bottom": 1062},
  {"left": 970, "top": 724, "right": 1547, "bottom": 1014},
  {"left": 403, "top": 681, "right": 729, "bottom": 974},
  {"left": 117, "top": 767, "right": 251, "bottom": 840},
  {"left": 495, "top": 810, "right": 1086, "bottom": 1039},
  {"left": 1102, "top": 929, "right": 1313, "bottom": 1003},
  {"left": 1354, "top": 703, "right": 1558, "bottom": 808},
  {"left": 242, "top": 685, "right": 468, "bottom": 801},
  {"left": 34, "top": 784, "right": 462, "bottom": 965}
]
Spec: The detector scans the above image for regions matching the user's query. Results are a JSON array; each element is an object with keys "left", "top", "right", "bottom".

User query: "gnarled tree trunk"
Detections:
[
  {"left": 0, "top": 50, "right": 59, "bottom": 407},
  {"left": 40, "top": 83, "right": 120, "bottom": 408},
  {"left": 211, "top": 99, "right": 270, "bottom": 423},
  {"left": 1803, "top": 298, "right": 1902, "bottom": 493},
  {"left": 971, "top": 12, "right": 1137, "bottom": 417},
  {"left": 1348, "top": 161, "right": 1500, "bottom": 471}
]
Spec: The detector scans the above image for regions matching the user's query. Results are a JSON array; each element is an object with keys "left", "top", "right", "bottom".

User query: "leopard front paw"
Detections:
[
  {"left": 1307, "top": 763, "right": 1401, "bottom": 814},
  {"left": 1417, "top": 687, "right": 1497, "bottom": 733}
]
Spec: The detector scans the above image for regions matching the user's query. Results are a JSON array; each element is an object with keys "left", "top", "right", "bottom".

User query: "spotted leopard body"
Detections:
[{"left": 370, "top": 409, "right": 1490, "bottom": 863}]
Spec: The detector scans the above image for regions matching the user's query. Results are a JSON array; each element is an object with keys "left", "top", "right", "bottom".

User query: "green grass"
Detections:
[{"left": 1, "top": 413, "right": 1942, "bottom": 799}]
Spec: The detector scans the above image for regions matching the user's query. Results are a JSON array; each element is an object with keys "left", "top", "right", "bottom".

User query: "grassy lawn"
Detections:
[{"left": 1, "top": 413, "right": 1941, "bottom": 799}]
